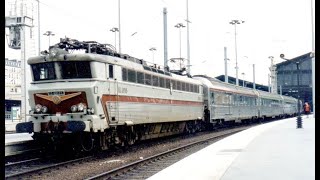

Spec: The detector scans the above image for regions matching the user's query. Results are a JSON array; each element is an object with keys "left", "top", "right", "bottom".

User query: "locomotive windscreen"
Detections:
[
  {"left": 60, "top": 61, "right": 92, "bottom": 79},
  {"left": 31, "top": 62, "right": 56, "bottom": 81}
]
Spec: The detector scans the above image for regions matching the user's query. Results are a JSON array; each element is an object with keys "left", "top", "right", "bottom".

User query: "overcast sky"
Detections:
[{"left": 5, "top": 0, "right": 314, "bottom": 85}]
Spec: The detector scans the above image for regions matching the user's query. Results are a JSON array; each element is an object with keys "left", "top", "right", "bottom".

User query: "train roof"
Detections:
[
  {"left": 281, "top": 95, "right": 298, "bottom": 102},
  {"left": 193, "top": 75, "right": 257, "bottom": 97},
  {"left": 193, "top": 75, "right": 294, "bottom": 101}
]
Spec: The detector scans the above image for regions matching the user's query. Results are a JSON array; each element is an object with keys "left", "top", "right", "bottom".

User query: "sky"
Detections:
[{"left": 5, "top": 0, "right": 315, "bottom": 86}]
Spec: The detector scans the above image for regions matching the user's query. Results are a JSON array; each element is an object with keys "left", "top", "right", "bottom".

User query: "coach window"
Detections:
[
  {"left": 128, "top": 69, "right": 136, "bottom": 83},
  {"left": 145, "top": 74, "right": 151, "bottom": 85},
  {"left": 159, "top": 77, "right": 165, "bottom": 88},
  {"left": 122, "top": 68, "right": 128, "bottom": 81},
  {"left": 210, "top": 92, "right": 214, "bottom": 104},
  {"left": 109, "top": 65, "right": 114, "bottom": 78},
  {"left": 242, "top": 96, "right": 246, "bottom": 106},
  {"left": 137, "top": 71, "right": 144, "bottom": 84}
]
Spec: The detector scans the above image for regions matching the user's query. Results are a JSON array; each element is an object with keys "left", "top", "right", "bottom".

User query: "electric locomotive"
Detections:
[{"left": 16, "top": 38, "right": 204, "bottom": 151}]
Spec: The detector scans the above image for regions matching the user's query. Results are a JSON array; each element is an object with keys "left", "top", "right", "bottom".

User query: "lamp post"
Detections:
[
  {"left": 186, "top": 0, "right": 191, "bottom": 74},
  {"left": 253, "top": 64, "right": 256, "bottom": 89},
  {"left": 229, "top": 20, "right": 245, "bottom": 86},
  {"left": 296, "top": 61, "right": 302, "bottom": 128},
  {"left": 224, "top": 47, "right": 229, "bottom": 83},
  {"left": 311, "top": 0, "right": 315, "bottom": 117},
  {"left": 241, "top": 72, "right": 245, "bottom": 87},
  {"left": 43, "top": 31, "right": 54, "bottom": 48},
  {"left": 36, "top": 0, "right": 40, "bottom": 55},
  {"left": 149, "top": 47, "right": 157, "bottom": 63},
  {"left": 280, "top": 54, "right": 302, "bottom": 128},
  {"left": 118, "top": 0, "right": 121, "bottom": 53},
  {"left": 268, "top": 73, "right": 271, "bottom": 92},
  {"left": 268, "top": 56, "right": 277, "bottom": 94},
  {"left": 110, "top": 27, "right": 119, "bottom": 52},
  {"left": 175, "top": 23, "right": 186, "bottom": 60}
]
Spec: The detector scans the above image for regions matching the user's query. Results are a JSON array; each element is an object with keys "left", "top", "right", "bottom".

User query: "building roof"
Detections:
[
  {"left": 276, "top": 52, "right": 312, "bottom": 67},
  {"left": 214, "top": 75, "right": 269, "bottom": 92}
]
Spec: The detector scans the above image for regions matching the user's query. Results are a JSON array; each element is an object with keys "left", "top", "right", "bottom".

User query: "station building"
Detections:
[
  {"left": 216, "top": 52, "right": 313, "bottom": 111},
  {"left": 5, "top": 58, "right": 22, "bottom": 120},
  {"left": 276, "top": 52, "right": 313, "bottom": 110}
]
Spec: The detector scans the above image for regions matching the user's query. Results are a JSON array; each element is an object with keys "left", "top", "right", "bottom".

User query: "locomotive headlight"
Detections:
[
  {"left": 71, "top": 105, "right": 78, "bottom": 112},
  {"left": 41, "top": 106, "right": 48, "bottom": 113},
  {"left": 77, "top": 103, "right": 85, "bottom": 111},
  {"left": 35, "top": 104, "right": 42, "bottom": 113}
]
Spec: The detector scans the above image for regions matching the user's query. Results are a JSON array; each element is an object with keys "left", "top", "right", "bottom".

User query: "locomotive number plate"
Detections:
[{"left": 48, "top": 91, "right": 65, "bottom": 96}]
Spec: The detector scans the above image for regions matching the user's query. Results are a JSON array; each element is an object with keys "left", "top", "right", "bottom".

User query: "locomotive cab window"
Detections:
[
  {"left": 59, "top": 61, "right": 92, "bottom": 79},
  {"left": 31, "top": 62, "right": 56, "bottom": 81},
  {"left": 122, "top": 68, "right": 128, "bottom": 81}
]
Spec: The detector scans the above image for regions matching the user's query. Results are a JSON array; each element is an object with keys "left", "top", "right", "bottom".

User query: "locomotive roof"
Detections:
[{"left": 28, "top": 49, "right": 201, "bottom": 85}]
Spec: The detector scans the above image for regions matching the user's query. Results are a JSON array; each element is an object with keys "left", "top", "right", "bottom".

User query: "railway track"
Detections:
[
  {"left": 85, "top": 128, "right": 244, "bottom": 180},
  {"left": 5, "top": 156, "right": 93, "bottom": 179}
]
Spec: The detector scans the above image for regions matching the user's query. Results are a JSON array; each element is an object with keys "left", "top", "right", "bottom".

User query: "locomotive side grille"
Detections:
[{"left": 33, "top": 91, "right": 88, "bottom": 114}]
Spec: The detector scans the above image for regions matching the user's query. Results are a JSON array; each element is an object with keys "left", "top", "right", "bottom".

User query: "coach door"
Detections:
[{"left": 226, "top": 93, "right": 232, "bottom": 116}]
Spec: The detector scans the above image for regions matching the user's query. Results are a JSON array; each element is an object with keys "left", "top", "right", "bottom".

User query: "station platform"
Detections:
[
  {"left": 5, "top": 133, "right": 34, "bottom": 145},
  {"left": 5, "top": 119, "right": 33, "bottom": 144},
  {"left": 148, "top": 115, "right": 315, "bottom": 180},
  {"left": 5, "top": 119, "right": 24, "bottom": 133}
]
